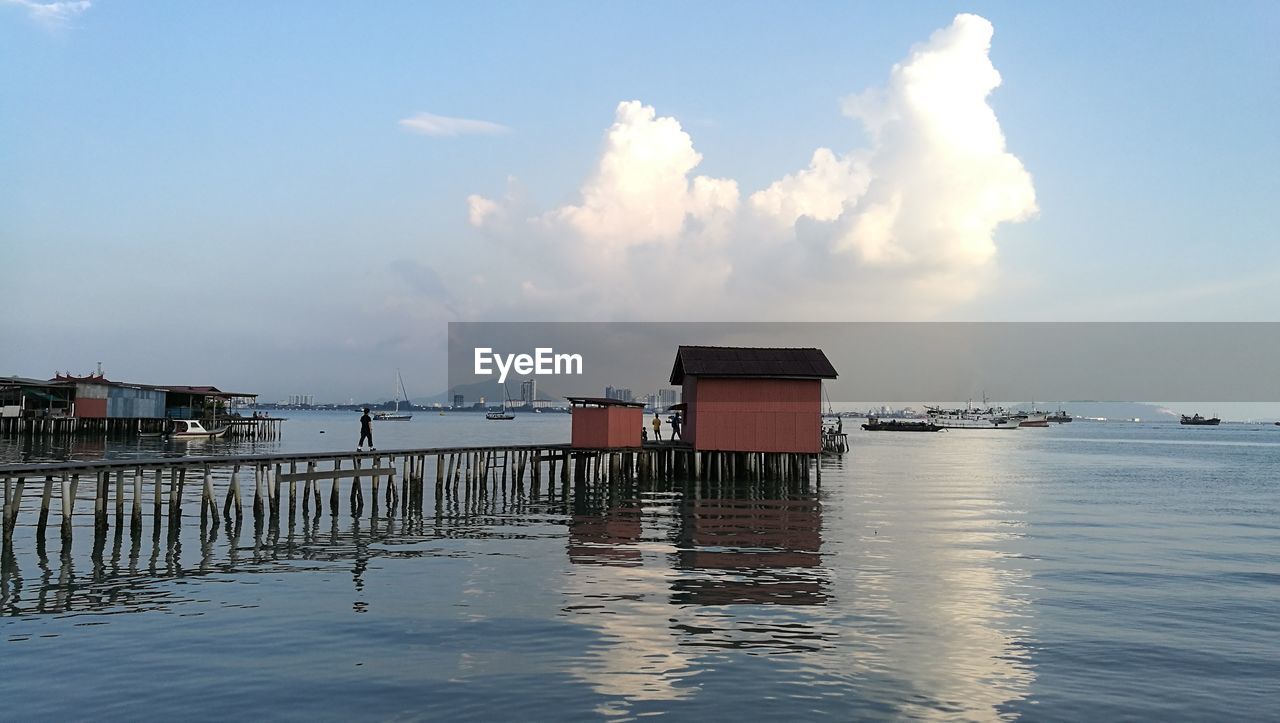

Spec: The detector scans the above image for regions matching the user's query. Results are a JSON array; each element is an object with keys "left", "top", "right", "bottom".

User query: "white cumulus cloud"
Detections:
[
  {"left": 462, "top": 13, "right": 1037, "bottom": 320},
  {"left": 399, "top": 111, "right": 509, "bottom": 137},
  {"left": 545, "top": 100, "right": 739, "bottom": 251}
]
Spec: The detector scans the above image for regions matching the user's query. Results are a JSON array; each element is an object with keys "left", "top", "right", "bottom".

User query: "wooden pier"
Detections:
[
  {"left": 0, "top": 443, "right": 819, "bottom": 543},
  {"left": 0, "top": 415, "right": 283, "bottom": 440}
]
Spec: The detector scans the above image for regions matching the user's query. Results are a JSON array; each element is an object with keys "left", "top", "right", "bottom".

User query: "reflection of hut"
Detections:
[
  {"left": 567, "top": 396, "right": 645, "bottom": 449},
  {"left": 568, "top": 505, "right": 644, "bottom": 567},
  {"left": 669, "top": 346, "right": 838, "bottom": 453},
  {"left": 672, "top": 497, "right": 826, "bottom": 606}
]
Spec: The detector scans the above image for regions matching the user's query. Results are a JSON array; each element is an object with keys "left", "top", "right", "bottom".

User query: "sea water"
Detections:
[{"left": 1, "top": 412, "right": 1277, "bottom": 720}]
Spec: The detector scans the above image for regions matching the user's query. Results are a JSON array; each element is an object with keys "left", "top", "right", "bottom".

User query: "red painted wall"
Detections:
[
  {"left": 74, "top": 398, "right": 107, "bottom": 418},
  {"left": 682, "top": 377, "right": 822, "bottom": 453},
  {"left": 572, "top": 406, "right": 643, "bottom": 448}
]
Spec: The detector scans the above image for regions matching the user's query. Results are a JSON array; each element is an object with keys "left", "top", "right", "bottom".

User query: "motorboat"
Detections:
[{"left": 168, "top": 419, "right": 229, "bottom": 438}]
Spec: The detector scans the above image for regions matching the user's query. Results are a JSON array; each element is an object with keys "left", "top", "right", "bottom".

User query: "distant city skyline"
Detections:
[{"left": 3, "top": 3, "right": 1277, "bottom": 400}]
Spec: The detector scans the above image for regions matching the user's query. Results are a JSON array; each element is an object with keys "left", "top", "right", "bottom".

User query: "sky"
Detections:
[{"left": 2, "top": 1, "right": 1278, "bottom": 402}]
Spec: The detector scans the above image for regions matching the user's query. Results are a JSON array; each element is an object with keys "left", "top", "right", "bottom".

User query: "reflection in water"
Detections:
[
  {"left": 2, "top": 443, "right": 1039, "bottom": 720},
  {"left": 838, "top": 440, "right": 1039, "bottom": 720},
  {"left": 559, "top": 478, "right": 837, "bottom": 711},
  {"left": 0, "top": 507, "right": 438, "bottom": 619}
]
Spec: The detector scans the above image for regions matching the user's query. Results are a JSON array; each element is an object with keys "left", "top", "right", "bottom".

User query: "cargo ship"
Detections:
[{"left": 1180, "top": 413, "right": 1220, "bottom": 426}]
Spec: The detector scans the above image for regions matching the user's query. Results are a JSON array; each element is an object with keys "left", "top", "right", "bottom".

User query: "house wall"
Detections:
[
  {"left": 682, "top": 377, "right": 822, "bottom": 453},
  {"left": 572, "top": 406, "right": 643, "bottom": 448},
  {"left": 106, "top": 386, "right": 166, "bottom": 418},
  {"left": 73, "top": 383, "right": 109, "bottom": 418}
]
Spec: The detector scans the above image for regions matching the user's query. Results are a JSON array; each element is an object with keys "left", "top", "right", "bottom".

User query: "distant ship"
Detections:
[
  {"left": 862, "top": 417, "right": 943, "bottom": 432},
  {"left": 1008, "top": 410, "right": 1050, "bottom": 428},
  {"left": 1047, "top": 409, "right": 1073, "bottom": 424},
  {"left": 926, "top": 403, "right": 1020, "bottom": 430},
  {"left": 1180, "top": 414, "right": 1220, "bottom": 426}
]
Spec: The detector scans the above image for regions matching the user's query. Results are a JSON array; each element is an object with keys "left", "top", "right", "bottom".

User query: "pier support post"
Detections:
[
  {"left": 38, "top": 475, "right": 54, "bottom": 537},
  {"left": 60, "top": 474, "right": 76, "bottom": 541},
  {"left": 225, "top": 464, "right": 242, "bottom": 522},
  {"left": 253, "top": 465, "right": 265, "bottom": 521},
  {"left": 2, "top": 477, "right": 22, "bottom": 540},
  {"left": 330, "top": 460, "right": 341, "bottom": 516},
  {"left": 115, "top": 470, "right": 125, "bottom": 526},
  {"left": 289, "top": 461, "right": 298, "bottom": 521},
  {"left": 95, "top": 471, "right": 108, "bottom": 531},
  {"left": 132, "top": 469, "right": 143, "bottom": 531},
  {"left": 201, "top": 466, "right": 219, "bottom": 527}
]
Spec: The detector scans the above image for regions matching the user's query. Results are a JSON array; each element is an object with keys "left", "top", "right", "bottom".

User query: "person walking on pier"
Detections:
[
  {"left": 651, "top": 411, "right": 663, "bottom": 442},
  {"left": 670, "top": 412, "right": 682, "bottom": 440},
  {"left": 358, "top": 408, "right": 375, "bottom": 450}
]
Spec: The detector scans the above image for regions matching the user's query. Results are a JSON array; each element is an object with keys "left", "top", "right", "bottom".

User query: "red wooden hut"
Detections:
[
  {"left": 669, "top": 346, "right": 838, "bottom": 454},
  {"left": 567, "top": 396, "right": 645, "bottom": 449}
]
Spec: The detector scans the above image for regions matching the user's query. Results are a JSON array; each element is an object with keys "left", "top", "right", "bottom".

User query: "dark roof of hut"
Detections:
[
  {"left": 565, "top": 396, "right": 646, "bottom": 408},
  {"left": 669, "top": 346, "right": 838, "bottom": 384}
]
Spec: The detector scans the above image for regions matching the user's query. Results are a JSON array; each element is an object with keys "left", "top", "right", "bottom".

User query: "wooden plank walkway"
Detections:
[{"left": 0, "top": 442, "right": 820, "bottom": 544}]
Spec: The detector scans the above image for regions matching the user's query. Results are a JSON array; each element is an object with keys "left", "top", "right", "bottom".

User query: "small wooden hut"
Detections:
[
  {"left": 567, "top": 396, "right": 645, "bottom": 449},
  {"left": 669, "top": 346, "right": 838, "bottom": 454}
]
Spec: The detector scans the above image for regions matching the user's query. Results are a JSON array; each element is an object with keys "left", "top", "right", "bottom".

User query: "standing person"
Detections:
[
  {"left": 358, "top": 408, "right": 375, "bottom": 451},
  {"left": 651, "top": 411, "right": 663, "bottom": 442},
  {"left": 671, "top": 412, "right": 682, "bottom": 440}
]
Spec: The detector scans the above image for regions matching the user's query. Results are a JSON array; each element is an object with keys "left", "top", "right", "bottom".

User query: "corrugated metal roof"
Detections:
[
  {"left": 0, "top": 375, "right": 64, "bottom": 388},
  {"left": 149, "top": 386, "right": 258, "bottom": 398},
  {"left": 669, "top": 346, "right": 838, "bottom": 384}
]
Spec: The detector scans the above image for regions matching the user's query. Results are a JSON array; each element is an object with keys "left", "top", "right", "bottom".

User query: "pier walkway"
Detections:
[{"left": 1, "top": 443, "right": 819, "bottom": 543}]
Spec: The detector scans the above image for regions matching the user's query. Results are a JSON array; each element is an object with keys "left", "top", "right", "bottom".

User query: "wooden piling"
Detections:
[
  {"left": 131, "top": 469, "right": 143, "bottom": 530},
  {"left": 38, "top": 475, "right": 53, "bottom": 536}
]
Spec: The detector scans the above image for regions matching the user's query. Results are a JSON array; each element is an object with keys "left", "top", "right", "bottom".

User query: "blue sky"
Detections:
[{"left": 2, "top": 1, "right": 1278, "bottom": 401}]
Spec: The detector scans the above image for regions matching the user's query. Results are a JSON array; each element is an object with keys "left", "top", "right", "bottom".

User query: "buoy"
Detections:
[{"left": 319, "top": 430, "right": 326, "bottom": 434}]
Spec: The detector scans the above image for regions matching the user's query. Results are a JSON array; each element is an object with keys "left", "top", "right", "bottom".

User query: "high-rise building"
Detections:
[
  {"left": 605, "top": 386, "right": 634, "bottom": 403},
  {"left": 520, "top": 378, "right": 536, "bottom": 406},
  {"left": 657, "top": 388, "right": 679, "bottom": 409},
  {"left": 452, "top": 394, "right": 464, "bottom": 409}
]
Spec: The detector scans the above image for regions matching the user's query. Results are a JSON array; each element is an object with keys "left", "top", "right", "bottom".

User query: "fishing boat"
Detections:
[
  {"left": 862, "top": 417, "right": 943, "bottom": 432},
  {"left": 1180, "top": 413, "right": 1220, "bottom": 426},
  {"left": 374, "top": 369, "right": 413, "bottom": 420},
  {"left": 1013, "top": 412, "right": 1049, "bottom": 428},
  {"left": 926, "top": 402, "right": 1020, "bottom": 430},
  {"left": 1047, "top": 409, "right": 1073, "bottom": 423}
]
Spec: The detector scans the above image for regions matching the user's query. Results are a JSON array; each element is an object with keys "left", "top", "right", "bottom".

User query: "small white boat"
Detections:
[
  {"left": 169, "top": 419, "right": 229, "bottom": 438},
  {"left": 486, "top": 383, "right": 516, "bottom": 420}
]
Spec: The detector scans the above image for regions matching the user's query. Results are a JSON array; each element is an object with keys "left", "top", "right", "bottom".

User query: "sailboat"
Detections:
[
  {"left": 373, "top": 369, "right": 413, "bottom": 420},
  {"left": 486, "top": 383, "right": 516, "bottom": 420}
]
